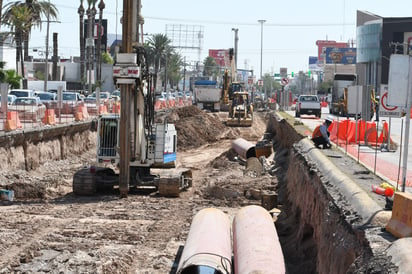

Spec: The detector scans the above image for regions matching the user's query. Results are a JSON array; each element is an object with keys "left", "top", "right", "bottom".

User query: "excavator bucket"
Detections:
[{"left": 226, "top": 114, "right": 253, "bottom": 127}]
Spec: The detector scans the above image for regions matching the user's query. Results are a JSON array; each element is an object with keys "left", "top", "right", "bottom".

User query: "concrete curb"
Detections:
[{"left": 297, "top": 138, "right": 382, "bottom": 224}]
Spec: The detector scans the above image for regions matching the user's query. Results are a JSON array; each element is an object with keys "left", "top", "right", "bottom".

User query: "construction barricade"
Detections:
[
  {"left": 386, "top": 192, "right": 412, "bottom": 238},
  {"left": 99, "top": 105, "right": 108, "bottom": 114},
  {"left": 4, "top": 111, "right": 22, "bottom": 131},
  {"left": 329, "top": 119, "right": 392, "bottom": 146},
  {"left": 75, "top": 106, "right": 90, "bottom": 121},
  {"left": 112, "top": 102, "right": 121, "bottom": 114},
  {"left": 42, "top": 109, "right": 56, "bottom": 125}
]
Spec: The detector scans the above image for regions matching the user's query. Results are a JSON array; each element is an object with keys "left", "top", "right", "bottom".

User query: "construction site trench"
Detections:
[{"left": 0, "top": 106, "right": 396, "bottom": 273}]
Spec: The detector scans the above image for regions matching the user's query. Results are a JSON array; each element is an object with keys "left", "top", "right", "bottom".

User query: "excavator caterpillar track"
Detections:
[{"left": 73, "top": 167, "right": 118, "bottom": 195}]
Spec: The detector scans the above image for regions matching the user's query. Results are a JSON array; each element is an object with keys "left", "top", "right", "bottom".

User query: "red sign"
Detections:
[
  {"left": 209, "top": 49, "right": 229, "bottom": 67},
  {"left": 281, "top": 78, "right": 289, "bottom": 85}
]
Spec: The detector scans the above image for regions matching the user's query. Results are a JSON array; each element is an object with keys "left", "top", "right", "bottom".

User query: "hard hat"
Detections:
[{"left": 325, "top": 116, "right": 334, "bottom": 123}]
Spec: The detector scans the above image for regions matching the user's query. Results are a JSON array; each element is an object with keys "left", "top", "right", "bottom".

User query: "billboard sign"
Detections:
[
  {"left": 208, "top": 49, "right": 229, "bottom": 67},
  {"left": 309, "top": 56, "right": 322, "bottom": 71},
  {"left": 356, "top": 22, "right": 382, "bottom": 63},
  {"left": 280, "top": 67, "right": 287, "bottom": 78},
  {"left": 325, "top": 48, "right": 357, "bottom": 64}
]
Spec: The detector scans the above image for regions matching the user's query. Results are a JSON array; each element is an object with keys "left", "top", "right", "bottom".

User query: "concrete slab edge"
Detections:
[{"left": 297, "top": 138, "right": 382, "bottom": 224}]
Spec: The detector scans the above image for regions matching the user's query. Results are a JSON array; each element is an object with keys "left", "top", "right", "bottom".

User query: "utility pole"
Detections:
[
  {"left": 44, "top": 0, "right": 51, "bottom": 91},
  {"left": 86, "top": 2, "right": 96, "bottom": 95},
  {"left": 183, "top": 56, "right": 186, "bottom": 91},
  {"left": 232, "top": 28, "right": 239, "bottom": 70},
  {"left": 96, "top": 0, "right": 105, "bottom": 84},
  {"left": 78, "top": 0, "right": 85, "bottom": 90},
  {"left": 258, "top": 20, "right": 266, "bottom": 80}
]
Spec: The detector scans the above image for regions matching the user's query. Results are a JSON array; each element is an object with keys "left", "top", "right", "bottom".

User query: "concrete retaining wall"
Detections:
[{"left": 0, "top": 122, "right": 96, "bottom": 171}]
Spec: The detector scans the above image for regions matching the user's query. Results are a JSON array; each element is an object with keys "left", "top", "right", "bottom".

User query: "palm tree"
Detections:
[
  {"left": 203, "top": 56, "right": 219, "bottom": 79},
  {"left": 146, "top": 34, "right": 172, "bottom": 74},
  {"left": 0, "top": 61, "right": 23, "bottom": 88},
  {"left": 2, "top": 0, "right": 58, "bottom": 61},
  {"left": 0, "top": 0, "right": 3, "bottom": 26},
  {"left": 146, "top": 34, "right": 173, "bottom": 91},
  {"left": 2, "top": 5, "right": 33, "bottom": 81},
  {"left": 167, "top": 52, "right": 183, "bottom": 88}
]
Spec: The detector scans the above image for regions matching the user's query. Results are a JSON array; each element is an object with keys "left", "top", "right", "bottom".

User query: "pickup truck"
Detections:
[{"left": 295, "top": 95, "right": 321, "bottom": 118}]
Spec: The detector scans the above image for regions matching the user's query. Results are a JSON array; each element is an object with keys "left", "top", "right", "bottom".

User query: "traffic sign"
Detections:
[
  {"left": 281, "top": 78, "right": 289, "bottom": 86},
  {"left": 379, "top": 84, "right": 401, "bottom": 117},
  {"left": 258, "top": 79, "right": 263, "bottom": 86},
  {"left": 280, "top": 67, "right": 287, "bottom": 78}
]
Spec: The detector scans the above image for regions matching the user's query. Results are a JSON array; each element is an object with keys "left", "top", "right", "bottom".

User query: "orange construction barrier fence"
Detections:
[
  {"left": 4, "top": 111, "right": 22, "bottom": 131},
  {"left": 386, "top": 192, "right": 412, "bottom": 238},
  {"left": 329, "top": 119, "right": 382, "bottom": 144}
]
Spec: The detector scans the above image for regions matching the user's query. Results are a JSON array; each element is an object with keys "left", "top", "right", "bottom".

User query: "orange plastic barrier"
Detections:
[
  {"left": 74, "top": 106, "right": 89, "bottom": 121},
  {"left": 42, "top": 109, "right": 56, "bottom": 125},
  {"left": 154, "top": 101, "right": 161, "bottom": 110},
  {"left": 386, "top": 192, "right": 412, "bottom": 238},
  {"left": 99, "top": 105, "right": 108, "bottom": 114},
  {"left": 112, "top": 102, "right": 121, "bottom": 113},
  {"left": 330, "top": 119, "right": 379, "bottom": 144},
  {"left": 81, "top": 105, "right": 89, "bottom": 119},
  {"left": 4, "top": 111, "right": 22, "bottom": 131}
]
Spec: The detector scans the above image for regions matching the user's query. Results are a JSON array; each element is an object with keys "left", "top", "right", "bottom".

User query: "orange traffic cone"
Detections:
[{"left": 371, "top": 185, "right": 394, "bottom": 197}]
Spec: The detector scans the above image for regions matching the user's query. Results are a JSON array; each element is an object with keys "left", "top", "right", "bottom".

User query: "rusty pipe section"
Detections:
[
  {"left": 231, "top": 138, "right": 256, "bottom": 159},
  {"left": 177, "top": 208, "right": 232, "bottom": 274},
  {"left": 233, "top": 205, "right": 285, "bottom": 274}
]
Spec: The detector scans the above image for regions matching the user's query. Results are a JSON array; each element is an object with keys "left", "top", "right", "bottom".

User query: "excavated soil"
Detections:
[
  {"left": 0, "top": 106, "right": 396, "bottom": 273},
  {"left": 0, "top": 106, "right": 279, "bottom": 273}
]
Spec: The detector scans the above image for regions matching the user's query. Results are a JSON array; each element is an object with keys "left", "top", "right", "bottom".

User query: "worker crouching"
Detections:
[{"left": 312, "top": 117, "right": 333, "bottom": 149}]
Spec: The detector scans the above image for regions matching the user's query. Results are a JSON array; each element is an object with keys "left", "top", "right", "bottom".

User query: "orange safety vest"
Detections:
[{"left": 312, "top": 125, "right": 322, "bottom": 139}]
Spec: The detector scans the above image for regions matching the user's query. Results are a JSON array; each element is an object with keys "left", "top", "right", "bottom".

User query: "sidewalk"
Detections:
[{"left": 335, "top": 142, "right": 412, "bottom": 191}]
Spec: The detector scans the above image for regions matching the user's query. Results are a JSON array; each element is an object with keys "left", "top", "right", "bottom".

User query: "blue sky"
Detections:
[{"left": 28, "top": 0, "right": 412, "bottom": 78}]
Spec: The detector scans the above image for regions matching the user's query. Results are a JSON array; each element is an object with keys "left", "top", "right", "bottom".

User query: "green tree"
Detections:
[
  {"left": 102, "top": 51, "right": 114, "bottom": 64},
  {"left": 2, "top": 0, "right": 59, "bottom": 61},
  {"left": 146, "top": 34, "right": 172, "bottom": 72},
  {"left": 146, "top": 34, "right": 174, "bottom": 90},
  {"left": 1, "top": 5, "right": 33, "bottom": 81},
  {"left": 0, "top": 60, "right": 22, "bottom": 88},
  {"left": 5, "top": 69, "right": 22, "bottom": 89},
  {"left": 167, "top": 52, "right": 182, "bottom": 88},
  {"left": 203, "top": 56, "right": 219, "bottom": 79}
]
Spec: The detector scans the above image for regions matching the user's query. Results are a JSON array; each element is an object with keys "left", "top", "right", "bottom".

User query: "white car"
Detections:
[
  {"left": 0, "top": 94, "right": 17, "bottom": 107},
  {"left": 9, "top": 97, "right": 46, "bottom": 122}
]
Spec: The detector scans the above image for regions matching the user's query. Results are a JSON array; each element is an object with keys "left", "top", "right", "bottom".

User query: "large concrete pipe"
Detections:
[
  {"left": 177, "top": 208, "right": 232, "bottom": 274},
  {"left": 233, "top": 205, "right": 285, "bottom": 274},
  {"left": 231, "top": 138, "right": 256, "bottom": 159}
]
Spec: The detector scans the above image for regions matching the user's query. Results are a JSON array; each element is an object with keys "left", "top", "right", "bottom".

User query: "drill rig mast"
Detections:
[{"left": 73, "top": 0, "right": 192, "bottom": 197}]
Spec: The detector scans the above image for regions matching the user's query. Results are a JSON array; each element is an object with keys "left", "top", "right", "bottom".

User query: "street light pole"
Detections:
[
  {"left": 231, "top": 28, "right": 239, "bottom": 70},
  {"left": 258, "top": 20, "right": 266, "bottom": 80}
]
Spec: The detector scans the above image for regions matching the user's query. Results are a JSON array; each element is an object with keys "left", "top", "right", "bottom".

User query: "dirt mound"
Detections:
[{"left": 164, "top": 106, "right": 228, "bottom": 150}]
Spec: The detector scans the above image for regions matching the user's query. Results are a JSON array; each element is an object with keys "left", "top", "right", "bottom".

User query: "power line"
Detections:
[{"left": 146, "top": 16, "right": 355, "bottom": 27}]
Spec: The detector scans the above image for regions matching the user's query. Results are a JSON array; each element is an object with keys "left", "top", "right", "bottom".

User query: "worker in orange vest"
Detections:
[{"left": 312, "top": 116, "right": 333, "bottom": 149}]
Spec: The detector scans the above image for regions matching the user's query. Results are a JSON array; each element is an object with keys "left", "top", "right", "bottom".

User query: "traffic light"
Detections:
[
  {"left": 308, "top": 70, "right": 311, "bottom": 77},
  {"left": 291, "top": 71, "right": 294, "bottom": 77}
]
